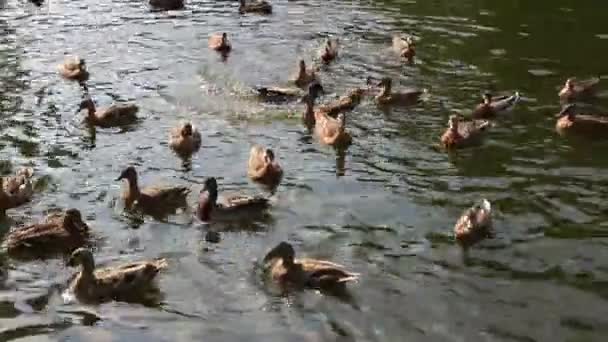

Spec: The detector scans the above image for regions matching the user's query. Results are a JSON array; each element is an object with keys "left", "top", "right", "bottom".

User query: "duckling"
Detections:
[
  {"left": 315, "top": 110, "right": 352, "bottom": 147},
  {"left": 319, "top": 38, "right": 339, "bottom": 64},
  {"left": 248, "top": 145, "right": 283, "bottom": 187},
  {"left": 375, "top": 77, "right": 425, "bottom": 106},
  {"left": 2, "top": 209, "right": 89, "bottom": 258},
  {"left": 238, "top": 0, "right": 272, "bottom": 14},
  {"left": 58, "top": 56, "right": 89, "bottom": 82},
  {"left": 195, "top": 177, "right": 270, "bottom": 222},
  {"left": 454, "top": 199, "right": 493, "bottom": 249},
  {"left": 292, "top": 60, "right": 317, "bottom": 88},
  {"left": 77, "top": 97, "right": 139, "bottom": 128},
  {"left": 559, "top": 77, "right": 600, "bottom": 103},
  {"left": 263, "top": 241, "right": 359, "bottom": 291},
  {"left": 168, "top": 121, "right": 202, "bottom": 157},
  {"left": 319, "top": 88, "right": 364, "bottom": 117},
  {"left": 392, "top": 35, "right": 415, "bottom": 63},
  {"left": 208, "top": 32, "right": 232, "bottom": 53},
  {"left": 441, "top": 115, "right": 491, "bottom": 149},
  {"left": 555, "top": 104, "right": 608, "bottom": 138},
  {"left": 66, "top": 248, "right": 168, "bottom": 304},
  {"left": 472, "top": 92, "right": 520, "bottom": 119},
  {"left": 116, "top": 166, "right": 190, "bottom": 215}
]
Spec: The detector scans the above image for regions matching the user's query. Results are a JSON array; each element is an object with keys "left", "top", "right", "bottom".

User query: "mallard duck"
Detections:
[
  {"left": 293, "top": 60, "right": 317, "bottom": 88},
  {"left": 392, "top": 35, "right": 415, "bottom": 63},
  {"left": 58, "top": 56, "right": 89, "bottom": 82},
  {"left": 319, "top": 38, "right": 339, "bottom": 64},
  {"left": 472, "top": 92, "right": 520, "bottom": 119},
  {"left": 0, "top": 168, "right": 34, "bottom": 216},
  {"left": 555, "top": 104, "right": 608, "bottom": 138},
  {"left": 116, "top": 166, "right": 190, "bottom": 216},
  {"left": 263, "top": 241, "right": 359, "bottom": 291},
  {"left": 441, "top": 115, "right": 491, "bottom": 149},
  {"left": 302, "top": 82, "right": 326, "bottom": 129},
  {"left": 149, "top": 0, "right": 184, "bottom": 10},
  {"left": 248, "top": 145, "right": 283, "bottom": 187},
  {"left": 195, "top": 177, "right": 270, "bottom": 222},
  {"left": 375, "top": 77, "right": 425, "bottom": 106},
  {"left": 559, "top": 77, "right": 600, "bottom": 103},
  {"left": 2, "top": 209, "right": 89, "bottom": 257},
  {"left": 77, "top": 97, "right": 139, "bottom": 128},
  {"left": 255, "top": 83, "right": 323, "bottom": 104},
  {"left": 238, "top": 0, "right": 272, "bottom": 14},
  {"left": 168, "top": 121, "right": 202, "bottom": 157},
  {"left": 319, "top": 88, "right": 364, "bottom": 117},
  {"left": 315, "top": 110, "right": 352, "bottom": 147},
  {"left": 454, "top": 199, "right": 493, "bottom": 249},
  {"left": 66, "top": 248, "right": 168, "bottom": 304},
  {"left": 208, "top": 33, "right": 232, "bottom": 53}
]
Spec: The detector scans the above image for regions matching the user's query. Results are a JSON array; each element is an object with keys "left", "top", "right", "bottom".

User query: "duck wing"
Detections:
[{"left": 490, "top": 92, "right": 520, "bottom": 113}]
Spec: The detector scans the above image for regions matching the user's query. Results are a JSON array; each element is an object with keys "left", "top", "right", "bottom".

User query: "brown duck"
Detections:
[
  {"left": 319, "top": 38, "right": 339, "bottom": 64},
  {"left": 263, "top": 241, "right": 359, "bottom": 291},
  {"left": 472, "top": 92, "right": 520, "bottom": 119},
  {"left": 195, "top": 177, "right": 269, "bottom": 222},
  {"left": 168, "top": 121, "right": 202, "bottom": 157},
  {"left": 149, "top": 0, "right": 184, "bottom": 10},
  {"left": 2, "top": 209, "right": 89, "bottom": 258},
  {"left": 0, "top": 168, "right": 34, "bottom": 216},
  {"left": 66, "top": 248, "right": 168, "bottom": 304},
  {"left": 248, "top": 145, "right": 283, "bottom": 188},
  {"left": 559, "top": 77, "right": 600, "bottom": 103},
  {"left": 441, "top": 115, "right": 491, "bottom": 149},
  {"left": 392, "top": 35, "right": 415, "bottom": 63},
  {"left": 116, "top": 166, "right": 190, "bottom": 216},
  {"left": 208, "top": 32, "right": 232, "bottom": 53},
  {"left": 78, "top": 97, "right": 139, "bottom": 128},
  {"left": 58, "top": 56, "right": 89, "bottom": 82},
  {"left": 319, "top": 88, "right": 364, "bottom": 117},
  {"left": 239, "top": 0, "right": 272, "bottom": 14},
  {"left": 454, "top": 199, "right": 493, "bottom": 249},
  {"left": 292, "top": 60, "right": 317, "bottom": 88},
  {"left": 375, "top": 77, "right": 425, "bottom": 106},
  {"left": 555, "top": 104, "right": 608, "bottom": 138},
  {"left": 302, "top": 82, "right": 326, "bottom": 129}
]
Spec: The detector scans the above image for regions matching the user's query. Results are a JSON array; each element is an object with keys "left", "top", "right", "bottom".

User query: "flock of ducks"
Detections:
[{"left": 4, "top": 0, "right": 606, "bottom": 305}]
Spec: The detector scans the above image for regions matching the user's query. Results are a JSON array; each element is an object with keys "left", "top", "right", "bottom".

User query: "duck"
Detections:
[
  {"left": 2, "top": 209, "right": 90, "bottom": 258},
  {"left": 77, "top": 96, "right": 139, "bottom": 128},
  {"left": 559, "top": 77, "right": 600, "bottom": 103},
  {"left": 374, "top": 77, "right": 425, "bottom": 106},
  {"left": 392, "top": 35, "right": 415, "bottom": 63},
  {"left": 149, "top": 0, "right": 184, "bottom": 10},
  {"left": 238, "top": 0, "right": 272, "bottom": 14},
  {"left": 58, "top": 56, "right": 89, "bottom": 82},
  {"left": 0, "top": 168, "right": 35, "bottom": 216},
  {"left": 168, "top": 121, "right": 202, "bottom": 157},
  {"left": 292, "top": 60, "right": 317, "bottom": 88},
  {"left": 263, "top": 241, "right": 359, "bottom": 292},
  {"left": 441, "top": 115, "right": 491, "bottom": 149},
  {"left": 208, "top": 32, "right": 232, "bottom": 53},
  {"left": 319, "top": 88, "right": 364, "bottom": 117},
  {"left": 116, "top": 166, "right": 190, "bottom": 216},
  {"left": 315, "top": 109, "right": 352, "bottom": 147},
  {"left": 302, "top": 82, "right": 326, "bottom": 129},
  {"left": 454, "top": 199, "right": 493, "bottom": 249},
  {"left": 472, "top": 92, "right": 521, "bottom": 119},
  {"left": 195, "top": 177, "right": 270, "bottom": 222},
  {"left": 255, "top": 82, "right": 323, "bottom": 104},
  {"left": 65, "top": 247, "right": 168, "bottom": 304},
  {"left": 319, "top": 38, "right": 339, "bottom": 64},
  {"left": 248, "top": 145, "right": 283, "bottom": 188},
  {"left": 555, "top": 104, "right": 608, "bottom": 138}
]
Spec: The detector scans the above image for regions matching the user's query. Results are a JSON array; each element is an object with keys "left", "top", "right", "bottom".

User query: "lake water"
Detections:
[{"left": 1, "top": 0, "right": 608, "bottom": 341}]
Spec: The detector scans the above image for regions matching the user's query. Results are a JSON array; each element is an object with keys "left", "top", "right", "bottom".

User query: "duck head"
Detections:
[
  {"left": 196, "top": 177, "right": 219, "bottom": 221},
  {"left": 448, "top": 115, "right": 460, "bottom": 131},
  {"left": 63, "top": 208, "right": 87, "bottom": 233},
  {"left": 565, "top": 78, "right": 575, "bottom": 90},
  {"left": 77, "top": 97, "right": 96, "bottom": 115},
  {"left": 298, "top": 60, "right": 307, "bottom": 74},
  {"left": 264, "top": 148, "right": 276, "bottom": 164},
  {"left": 78, "top": 58, "right": 86, "bottom": 69},
  {"left": 482, "top": 93, "right": 492, "bottom": 104},
  {"left": 263, "top": 241, "right": 296, "bottom": 266},
  {"left": 67, "top": 247, "right": 95, "bottom": 272},
  {"left": 181, "top": 122, "right": 194, "bottom": 137},
  {"left": 116, "top": 166, "right": 138, "bottom": 183}
]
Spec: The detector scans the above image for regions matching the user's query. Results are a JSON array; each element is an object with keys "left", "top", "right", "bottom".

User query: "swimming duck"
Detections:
[
  {"left": 555, "top": 104, "right": 608, "bottom": 138},
  {"left": 116, "top": 166, "right": 190, "bottom": 216},
  {"left": 441, "top": 115, "right": 491, "bottom": 149},
  {"left": 2, "top": 209, "right": 89, "bottom": 258},
  {"left": 149, "top": 0, "right": 184, "bottom": 10},
  {"left": 168, "top": 121, "right": 202, "bottom": 157},
  {"left": 248, "top": 145, "right": 283, "bottom": 188},
  {"left": 77, "top": 97, "right": 139, "bottom": 128},
  {"left": 472, "top": 92, "right": 521, "bottom": 119},
  {"left": 392, "top": 35, "right": 415, "bottom": 63},
  {"left": 375, "top": 77, "right": 425, "bottom": 106},
  {"left": 315, "top": 109, "right": 352, "bottom": 147},
  {"left": 58, "top": 56, "right": 89, "bottom": 82},
  {"left": 302, "top": 82, "right": 326, "bottom": 129},
  {"left": 195, "top": 177, "right": 270, "bottom": 222},
  {"left": 0, "top": 168, "right": 34, "bottom": 216},
  {"left": 319, "top": 38, "right": 339, "bottom": 64},
  {"left": 263, "top": 241, "right": 359, "bottom": 291},
  {"left": 208, "top": 33, "right": 232, "bottom": 53},
  {"left": 454, "top": 199, "right": 493, "bottom": 249},
  {"left": 239, "top": 0, "right": 272, "bottom": 14},
  {"left": 292, "top": 60, "right": 317, "bottom": 88},
  {"left": 559, "top": 77, "right": 600, "bottom": 103},
  {"left": 319, "top": 88, "right": 364, "bottom": 117},
  {"left": 66, "top": 248, "right": 168, "bottom": 304},
  {"left": 255, "top": 82, "right": 323, "bottom": 104}
]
